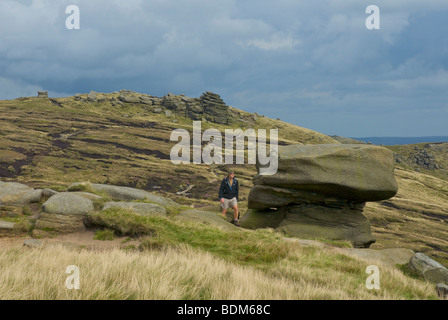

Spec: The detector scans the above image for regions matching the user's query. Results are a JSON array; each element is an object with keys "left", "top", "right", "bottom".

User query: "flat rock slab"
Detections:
[
  {"left": 102, "top": 202, "right": 167, "bottom": 217},
  {"left": 254, "top": 144, "right": 398, "bottom": 201}
]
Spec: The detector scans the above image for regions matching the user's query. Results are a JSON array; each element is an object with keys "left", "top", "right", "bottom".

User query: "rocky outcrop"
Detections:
[
  {"left": 33, "top": 193, "right": 95, "bottom": 237},
  {"left": 200, "top": 91, "right": 229, "bottom": 124},
  {"left": 0, "top": 181, "right": 42, "bottom": 206},
  {"left": 241, "top": 144, "right": 398, "bottom": 248}
]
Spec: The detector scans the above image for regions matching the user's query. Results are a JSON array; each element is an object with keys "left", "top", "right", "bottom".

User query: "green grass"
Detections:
[{"left": 94, "top": 229, "right": 115, "bottom": 241}]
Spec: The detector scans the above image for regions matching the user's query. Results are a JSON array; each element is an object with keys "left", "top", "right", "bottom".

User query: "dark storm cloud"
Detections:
[{"left": 0, "top": 0, "right": 447, "bottom": 136}]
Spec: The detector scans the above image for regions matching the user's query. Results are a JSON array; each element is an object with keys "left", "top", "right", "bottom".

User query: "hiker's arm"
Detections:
[{"left": 218, "top": 180, "right": 225, "bottom": 201}]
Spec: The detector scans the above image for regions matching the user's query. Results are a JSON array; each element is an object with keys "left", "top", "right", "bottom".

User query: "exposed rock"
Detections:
[
  {"left": 0, "top": 220, "right": 15, "bottom": 236},
  {"left": 41, "top": 193, "right": 95, "bottom": 216},
  {"left": 0, "top": 205, "right": 23, "bottom": 218},
  {"left": 87, "top": 91, "right": 97, "bottom": 102},
  {"left": 276, "top": 204, "right": 375, "bottom": 248},
  {"left": 408, "top": 253, "right": 448, "bottom": 285},
  {"left": 436, "top": 283, "right": 448, "bottom": 299},
  {"left": 23, "top": 239, "right": 45, "bottom": 248},
  {"left": 200, "top": 91, "right": 229, "bottom": 124},
  {"left": 67, "top": 183, "right": 180, "bottom": 208},
  {"left": 242, "top": 144, "right": 398, "bottom": 247},
  {"left": 42, "top": 188, "right": 59, "bottom": 198},
  {"left": 254, "top": 144, "right": 398, "bottom": 201},
  {"left": 0, "top": 181, "right": 42, "bottom": 206},
  {"left": 239, "top": 208, "right": 285, "bottom": 230},
  {"left": 33, "top": 193, "right": 95, "bottom": 236},
  {"left": 118, "top": 95, "right": 140, "bottom": 103},
  {"left": 102, "top": 202, "right": 167, "bottom": 217}
]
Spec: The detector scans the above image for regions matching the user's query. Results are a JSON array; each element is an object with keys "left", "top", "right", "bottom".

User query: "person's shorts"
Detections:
[{"left": 220, "top": 197, "right": 237, "bottom": 210}]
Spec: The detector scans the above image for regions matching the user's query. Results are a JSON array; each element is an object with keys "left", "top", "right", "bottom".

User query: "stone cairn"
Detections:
[{"left": 240, "top": 144, "right": 399, "bottom": 248}]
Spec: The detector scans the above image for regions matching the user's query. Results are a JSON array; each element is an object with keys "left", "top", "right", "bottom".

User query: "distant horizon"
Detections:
[{"left": 347, "top": 135, "right": 448, "bottom": 145}]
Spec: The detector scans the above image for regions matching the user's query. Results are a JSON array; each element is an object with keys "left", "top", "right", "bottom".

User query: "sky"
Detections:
[{"left": 0, "top": 0, "right": 447, "bottom": 137}]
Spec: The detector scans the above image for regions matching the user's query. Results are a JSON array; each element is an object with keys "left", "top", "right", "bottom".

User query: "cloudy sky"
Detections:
[{"left": 1, "top": 0, "right": 447, "bottom": 137}]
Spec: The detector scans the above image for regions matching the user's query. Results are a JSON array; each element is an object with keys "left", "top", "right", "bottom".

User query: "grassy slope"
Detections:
[{"left": 0, "top": 93, "right": 447, "bottom": 299}]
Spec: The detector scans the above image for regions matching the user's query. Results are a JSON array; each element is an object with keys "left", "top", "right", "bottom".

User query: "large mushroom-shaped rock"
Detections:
[
  {"left": 33, "top": 193, "right": 95, "bottom": 236},
  {"left": 243, "top": 144, "right": 398, "bottom": 248}
]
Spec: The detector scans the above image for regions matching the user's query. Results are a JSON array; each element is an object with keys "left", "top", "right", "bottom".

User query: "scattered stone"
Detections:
[
  {"left": 102, "top": 202, "right": 167, "bottom": 217},
  {"left": 118, "top": 95, "right": 140, "bottom": 103},
  {"left": 0, "top": 181, "right": 42, "bottom": 206},
  {"left": 436, "top": 283, "right": 448, "bottom": 299},
  {"left": 87, "top": 91, "right": 97, "bottom": 102},
  {"left": 408, "top": 253, "right": 448, "bottom": 285},
  {"left": 0, "top": 220, "right": 15, "bottom": 236},
  {"left": 23, "top": 239, "right": 45, "bottom": 249},
  {"left": 42, "top": 188, "right": 59, "bottom": 198}
]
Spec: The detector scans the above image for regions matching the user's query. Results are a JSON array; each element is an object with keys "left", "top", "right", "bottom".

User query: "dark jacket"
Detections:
[{"left": 219, "top": 177, "right": 239, "bottom": 201}]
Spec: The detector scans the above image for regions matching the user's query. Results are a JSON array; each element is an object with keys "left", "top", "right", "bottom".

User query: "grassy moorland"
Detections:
[{"left": 0, "top": 92, "right": 447, "bottom": 299}]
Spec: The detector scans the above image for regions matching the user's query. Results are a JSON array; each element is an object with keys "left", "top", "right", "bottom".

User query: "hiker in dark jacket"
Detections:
[{"left": 219, "top": 171, "right": 240, "bottom": 226}]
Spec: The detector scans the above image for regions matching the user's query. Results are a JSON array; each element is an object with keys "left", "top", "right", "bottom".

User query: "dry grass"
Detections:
[{"left": 0, "top": 242, "right": 438, "bottom": 300}]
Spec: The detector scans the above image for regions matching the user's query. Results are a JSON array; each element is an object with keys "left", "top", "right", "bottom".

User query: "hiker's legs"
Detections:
[
  {"left": 232, "top": 205, "right": 239, "bottom": 220},
  {"left": 221, "top": 209, "right": 227, "bottom": 217}
]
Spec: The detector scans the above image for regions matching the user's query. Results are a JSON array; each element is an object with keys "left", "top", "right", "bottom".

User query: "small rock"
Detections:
[
  {"left": 436, "top": 283, "right": 448, "bottom": 299},
  {"left": 23, "top": 239, "right": 44, "bottom": 249},
  {"left": 409, "top": 253, "right": 448, "bottom": 285}
]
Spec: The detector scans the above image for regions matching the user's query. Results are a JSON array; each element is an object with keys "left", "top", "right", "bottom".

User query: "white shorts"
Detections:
[{"left": 220, "top": 197, "right": 237, "bottom": 210}]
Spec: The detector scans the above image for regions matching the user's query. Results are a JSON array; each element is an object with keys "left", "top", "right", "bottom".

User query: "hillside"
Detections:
[
  {"left": 1, "top": 91, "right": 448, "bottom": 299},
  {"left": 0, "top": 92, "right": 337, "bottom": 212}
]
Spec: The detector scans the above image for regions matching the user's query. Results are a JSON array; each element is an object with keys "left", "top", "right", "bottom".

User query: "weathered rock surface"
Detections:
[
  {"left": 436, "top": 283, "right": 448, "bottom": 299},
  {"left": 276, "top": 204, "right": 375, "bottom": 248},
  {"left": 0, "top": 181, "right": 42, "bottom": 206},
  {"left": 243, "top": 144, "right": 398, "bottom": 247},
  {"left": 0, "top": 220, "right": 15, "bottom": 236},
  {"left": 102, "top": 201, "right": 167, "bottom": 217},
  {"left": 254, "top": 144, "right": 398, "bottom": 201},
  {"left": 41, "top": 193, "right": 95, "bottom": 216},
  {"left": 67, "top": 183, "right": 180, "bottom": 208},
  {"left": 33, "top": 193, "right": 95, "bottom": 236},
  {"left": 408, "top": 253, "right": 448, "bottom": 285}
]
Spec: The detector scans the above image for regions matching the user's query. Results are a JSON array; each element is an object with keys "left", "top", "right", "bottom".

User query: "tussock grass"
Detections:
[{"left": 0, "top": 241, "right": 438, "bottom": 300}]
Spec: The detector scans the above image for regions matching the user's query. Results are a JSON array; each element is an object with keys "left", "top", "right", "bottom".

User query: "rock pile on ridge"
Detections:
[{"left": 240, "top": 144, "right": 399, "bottom": 248}]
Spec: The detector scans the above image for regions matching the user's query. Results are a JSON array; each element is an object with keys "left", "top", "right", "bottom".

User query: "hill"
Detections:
[{"left": 0, "top": 91, "right": 447, "bottom": 299}]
